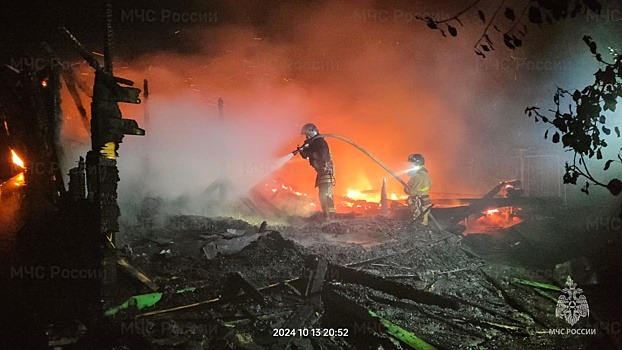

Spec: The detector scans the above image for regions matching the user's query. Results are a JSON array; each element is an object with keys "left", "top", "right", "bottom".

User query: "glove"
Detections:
[
  {"left": 298, "top": 143, "right": 310, "bottom": 157},
  {"left": 292, "top": 144, "right": 306, "bottom": 155}
]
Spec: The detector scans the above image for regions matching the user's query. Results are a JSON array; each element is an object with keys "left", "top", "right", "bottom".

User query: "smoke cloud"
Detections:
[{"left": 56, "top": 0, "right": 621, "bottom": 216}]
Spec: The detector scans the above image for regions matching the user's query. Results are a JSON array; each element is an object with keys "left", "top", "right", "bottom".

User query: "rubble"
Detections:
[{"left": 44, "top": 214, "right": 609, "bottom": 349}]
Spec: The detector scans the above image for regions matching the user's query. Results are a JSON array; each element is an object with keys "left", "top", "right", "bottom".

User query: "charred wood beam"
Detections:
[
  {"left": 450, "top": 317, "right": 531, "bottom": 335},
  {"left": 283, "top": 281, "right": 301, "bottom": 296},
  {"left": 40, "top": 42, "right": 63, "bottom": 145},
  {"left": 304, "top": 257, "right": 328, "bottom": 298},
  {"left": 269, "top": 304, "right": 322, "bottom": 350},
  {"left": 282, "top": 305, "right": 319, "bottom": 330},
  {"left": 431, "top": 180, "right": 557, "bottom": 226},
  {"left": 117, "top": 257, "right": 159, "bottom": 292},
  {"left": 448, "top": 294, "right": 525, "bottom": 325},
  {"left": 479, "top": 269, "right": 548, "bottom": 327},
  {"left": 68, "top": 156, "right": 86, "bottom": 200},
  {"left": 380, "top": 178, "right": 388, "bottom": 216},
  {"left": 327, "top": 263, "right": 460, "bottom": 310},
  {"left": 419, "top": 263, "right": 486, "bottom": 277},
  {"left": 38, "top": 43, "right": 67, "bottom": 200},
  {"left": 368, "top": 294, "right": 487, "bottom": 341},
  {"left": 346, "top": 247, "right": 419, "bottom": 268},
  {"left": 143, "top": 79, "right": 149, "bottom": 126},
  {"left": 370, "top": 263, "right": 415, "bottom": 269},
  {"left": 138, "top": 277, "right": 300, "bottom": 318},
  {"left": 221, "top": 272, "right": 266, "bottom": 306},
  {"left": 222, "top": 310, "right": 293, "bottom": 327},
  {"left": 384, "top": 274, "right": 422, "bottom": 279},
  {"left": 270, "top": 259, "right": 328, "bottom": 349},
  {"left": 482, "top": 180, "right": 518, "bottom": 200},
  {"left": 59, "top": 26, "right": 102, "bottom": 71},
  {"left": 459, "top": 245, "right": 483, "bottom": 260},
  {"left": 239, "top": 196, "right": 267, "bottom": 217},
  {"left": 61, "top": 68, "right": 89, "bottom": 132},
  {"left": 103, "top": 3, "right": 114, "bottom": 74},
  {"left": 74, "top": 69, "right": 93, "bottom": 97},
  {"left": 346, "top": 236, "right": 452, "bottom": 268},
  {"left": 323, "top": 288, "right": 441, "bottom": 350},
  {"left": 249, "top": 188, "right": 286, "bottom": 217},
  {"left": 511, "top": 281, "right": 558, "bottom": 303}
]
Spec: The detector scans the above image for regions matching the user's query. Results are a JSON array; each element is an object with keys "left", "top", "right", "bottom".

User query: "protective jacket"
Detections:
[
  {"left": 300, "top": 135, "right": 335, "bottom": 187},
  {"left": 405, "top": 167, "right": 432, "bottom": 224},
  {"left": 404, "top": 167, "right": 431, "bottom": 196}
]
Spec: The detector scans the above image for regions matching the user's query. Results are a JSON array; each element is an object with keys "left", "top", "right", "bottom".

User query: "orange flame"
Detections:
[
  {"left": 10, "top": 149, "right": 25, "bottom": 169},
  {"left": 346, "top": 188, "right": 407, "bottom": 202},
  {"left": 346, "top": 189, "right": 368, "bottom": 200}
]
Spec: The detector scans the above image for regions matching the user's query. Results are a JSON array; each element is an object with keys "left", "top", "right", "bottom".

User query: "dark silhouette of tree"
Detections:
[
  {"left": 420, "top": 0, "right": 622, "bottom": 197},
  {"left": 526, "top": 37, "right": 622, "bottom": 196},
  {"left": 417, "top": 0, "right": 603, "bottom": 57}
]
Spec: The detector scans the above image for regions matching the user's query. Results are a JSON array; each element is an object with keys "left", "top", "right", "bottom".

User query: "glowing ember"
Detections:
[
  {"left": 462, "top": 206, "right": 523, "bottom": 235},
  {"left": 41, "top": 80, "right": 48, "bottom": 87},
  {"left": 10, "top": 149, "right": 25, "bottom": 169},
  {"left": 345, "top": 188, "right": 380, "bottom": 201},
  {"left": 391, "top": 192, "right": 408, "bottom": 200},
  {"left": 14, "top": 172, "right": 25, "bottom": 186},
  {"left": 347, "top": 189, "right": 364, "bottom": 199}
]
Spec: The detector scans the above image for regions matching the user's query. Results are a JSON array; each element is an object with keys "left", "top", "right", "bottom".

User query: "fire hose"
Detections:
[
  {"left": 293, "top": 134, "right": 409, "bottom": 187},
  {"left": 293, "top": 134, "right": 446, "bottom": 232}
]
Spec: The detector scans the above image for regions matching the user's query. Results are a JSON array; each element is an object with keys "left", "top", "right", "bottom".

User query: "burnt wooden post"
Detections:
[
  {"left": 60, "top": 4, "right": 145, "bottom": 293},
  {"left": 143, "top": 79, "right": 149, "bottom": 126},
  {"left": 380, "top": 178, "right": 388, "bottom": 216},
  {"left": 40, "top": 42, "right": 67, "bottom": 205}
]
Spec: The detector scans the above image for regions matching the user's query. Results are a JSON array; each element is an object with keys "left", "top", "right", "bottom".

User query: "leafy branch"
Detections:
[
  {"left": 417, "top": 0, "right": 603, "bottom": 57},
  {"left": 473, "top": 0, "right": 507, "bottom": 56},
  {"left": 416, "top": 0, "right": 482, "bottom": 37},
  {"left": 525, "top": 37, "right": 622, "bottom": 195}
]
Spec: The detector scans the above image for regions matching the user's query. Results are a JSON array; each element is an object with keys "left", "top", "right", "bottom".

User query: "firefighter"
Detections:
[
  {"left": 297, "top": 123, "right": 336, "bottom": 221},
  {"left": 404, "top": 154, "right": 432, "bottom": 227}
]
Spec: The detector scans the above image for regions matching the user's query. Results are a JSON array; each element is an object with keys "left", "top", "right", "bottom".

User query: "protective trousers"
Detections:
[
  {"left": 318, "top": 182, "right": 335, "bottom": 217},
  {"left": 408, "top": 195, "right": 431, "bottom": 226}
]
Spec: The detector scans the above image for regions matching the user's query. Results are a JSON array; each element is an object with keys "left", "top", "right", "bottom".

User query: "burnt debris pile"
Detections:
[{"left": 56, "top": 216, "right": 615, "bottom": 349}]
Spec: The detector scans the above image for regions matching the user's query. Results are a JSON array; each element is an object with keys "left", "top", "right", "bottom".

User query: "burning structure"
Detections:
[{"left": 1, "top": 1, "right": 622, "bottom": 349}]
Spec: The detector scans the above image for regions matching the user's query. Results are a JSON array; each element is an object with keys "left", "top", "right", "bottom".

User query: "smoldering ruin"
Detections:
[{"left": 1, "top": 1, "right": 622, "bottom": 349}]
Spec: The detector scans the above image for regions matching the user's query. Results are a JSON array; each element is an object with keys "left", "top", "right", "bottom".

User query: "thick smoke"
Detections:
[{"left": 58, "top": 0, "right": 621, "bottom": 216}]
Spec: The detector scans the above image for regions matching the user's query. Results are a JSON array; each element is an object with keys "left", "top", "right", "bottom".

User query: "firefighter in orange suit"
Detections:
[
  {"left": 404, "top": 154, "right": 432, "bottom": 226},
  {"left": 297, "top": 123, "right": 336, "bottom": 221}
]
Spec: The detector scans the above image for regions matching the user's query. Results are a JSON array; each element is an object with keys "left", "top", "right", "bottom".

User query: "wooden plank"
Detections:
[
  {"left": 117, "top": 257, "right": 158, "bottom": 291},
  {"left": 221, "top": 272, "right": 266, "bottom": 305},
  {"left": 305, "top": 259, "right": 328, "bottom": 297},
  {"left": 327, "top": 263, "right": 459, "bottom": 310},
  {"left": 479, "top": 269, "right": 548, "bottom": 327},
  {"left": 138, "top": 277, "right": 300, "bottom": 318}
]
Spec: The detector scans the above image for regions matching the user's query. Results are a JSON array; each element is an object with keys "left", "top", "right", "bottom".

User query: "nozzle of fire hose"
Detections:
[{"left": 292, "top": 143, "right": 309, "bottom": 155}]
